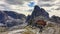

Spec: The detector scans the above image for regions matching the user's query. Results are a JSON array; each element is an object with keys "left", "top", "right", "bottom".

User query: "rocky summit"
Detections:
[
  {"left": 31, "top": 5, "right": 49, "bottom": 19},
  {"left": 26, "top": 5, "right": 49, "bottom": 23}
]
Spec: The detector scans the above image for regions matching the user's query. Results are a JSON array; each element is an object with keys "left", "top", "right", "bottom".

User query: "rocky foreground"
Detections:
[{"left": 0, "top": 21, "right": 60, "bottom": 34}]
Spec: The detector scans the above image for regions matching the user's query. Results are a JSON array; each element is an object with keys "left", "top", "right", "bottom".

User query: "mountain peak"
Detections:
[
  {"left": 31, "top": 5, "right": 49, "bottom": 19},
  {"left": 34, "top": 5, "right": 41, "bottom": 11}
]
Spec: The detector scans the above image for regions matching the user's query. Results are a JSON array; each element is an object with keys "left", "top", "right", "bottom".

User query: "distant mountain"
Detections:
[
  {"left": 0, "top": 11, "right": 26, "bottom": 27},
  {"left": 31, "top": 5, "right": 49, "bottom": 19},
  {"left": 4, "top": 11, "right": 26, "bottom": 19},
  {"left": 4, "top": 11, "right": 17, "bottom": 19},
  {"left": 50, "top": 15, "right": 60, "bottom": 23}
]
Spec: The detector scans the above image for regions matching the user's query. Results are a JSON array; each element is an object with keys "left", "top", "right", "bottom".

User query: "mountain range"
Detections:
[
  {"left": 0, "top": 5, "right": 60, "bottom": 28},
  {"left": 0, "top": 11, "right": 26, "bottom": 27}
]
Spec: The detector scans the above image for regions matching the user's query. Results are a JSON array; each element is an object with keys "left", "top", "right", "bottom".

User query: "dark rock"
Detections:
[
  {"left": 17, "top": 14, "right": 26, "bottom": 19},
  {"left": 0, "top": 11, "right": 4, "bottom": 20},
  {"left": 31, "top": 5, "right": 49, "bottom": 19},
  {"left": 0, "top": 11, "right": 26, "bottom": 27},
  {"left": 50, "top": 15, "right": 60, "bottom": 23},
  {"left": 4, "top": 11, "right": 18, "bottom": 19},
  {"left": 0, "top": 11, "right": 6, "bottom": 24},
  {"left": 26, "top": 15, "right": 31, "bottom": 22},
  {"left": 4, "top": 11, "right": 26, "bottom": 19},
  {"left": 26, "top": 5, "right": 49, "bottom": 26}
]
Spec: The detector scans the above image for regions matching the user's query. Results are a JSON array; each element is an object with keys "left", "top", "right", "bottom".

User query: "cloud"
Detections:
[
  {"left": 55, "top": 7, "right": 60, "bottom": 10},
  {"left": 0, "top": 4, "right": 11, "bottom": 10},
  {"left": 40, "top": 3, "right": 54, "bottom": 7},
  {"left": 38, "top": 0, "right": 60, "bottom": 10},
  {"left": 5, "top": 0, "right": 23, "bottom": 5},
  {"left": 38, "top": 0, "right": 57, "bottom": 7},
  {"left": 39, "top": 0, "right": 55, "bottom": 2},
  {"left": 0, "top": 0, "right": 34, "bottom": 15},
  {"left": 5, "top": 0, "right": 32, "bottom": 5},
  {"left": 0, "top": 0, "right": 60, "bottom": 17},
  {"left": 38, "top": 0, "right": 60, "bottom": 17}
]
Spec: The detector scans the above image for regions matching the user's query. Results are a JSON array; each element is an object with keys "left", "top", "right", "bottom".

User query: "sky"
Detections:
[{"left": 0, "top": 0, "right": 60, "bottom": 17}]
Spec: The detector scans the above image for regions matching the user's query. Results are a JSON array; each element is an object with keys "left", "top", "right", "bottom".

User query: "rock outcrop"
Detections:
[
  {"left": 0, "top": 11, "right": 26, "bottom": 27},
  {"left": 31, "top": 5, "right": 49, "bottom": 19},
  {"left": 50, "top": 15, "right": 60, "bottom": 23}
]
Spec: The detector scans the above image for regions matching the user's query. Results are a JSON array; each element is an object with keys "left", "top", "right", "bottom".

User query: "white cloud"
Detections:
[
  {"left": 0, "top": 0, "right": 37, "bottom": 16},
  {"left": 0, "top": 0, "right": 11, "bottom": 11},
  {"left": 38, "top": 0, "right": 60, "bottom": 17},
  {"left": 5, "top": 0, "right": 33, "bottom": 5}
]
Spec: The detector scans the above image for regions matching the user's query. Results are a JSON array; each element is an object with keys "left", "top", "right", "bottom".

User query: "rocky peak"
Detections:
[{"left": 31, "top": 5, "right": 49, "bottom": 19}]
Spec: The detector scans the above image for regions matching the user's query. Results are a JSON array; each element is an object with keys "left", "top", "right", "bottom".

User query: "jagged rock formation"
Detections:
[
  {"left": 26, "top": 5, "right": 49, "bottom": 28},
  {"left": 26, "top": 5, "right": 49, "bottom": 24},
  {"left": 4, "top": 11, "right": 26, "bottom": 19},
  {"left": 50, "top": 15, "right": 60, "bottom": 23},
  {"left": 0, "top": 11, "right": 26, "bottom": 27},
  {"left": 31, "top": 5, "right": 49, "bottom": 19}
]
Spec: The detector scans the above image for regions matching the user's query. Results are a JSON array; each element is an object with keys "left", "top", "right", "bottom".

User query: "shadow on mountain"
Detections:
[{"left": 0, "top": 11, "right": 26, "bottom": 27}]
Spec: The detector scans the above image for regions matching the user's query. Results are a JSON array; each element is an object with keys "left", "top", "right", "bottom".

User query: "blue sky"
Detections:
[
  {"left": 28, "top": 1, "right": 35, "bottom": 7},
  {"left": 0, "top": 0, "right": 60, "bottom": 17}
]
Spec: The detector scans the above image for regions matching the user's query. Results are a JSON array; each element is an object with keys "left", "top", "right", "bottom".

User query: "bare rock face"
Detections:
[
  {"left": 42, "top": 27, "right": 60, "bottom": 34},
  {"left": 41, "top": 21, "right": 60, "bottom": 34},
  {"left": 0, "top": 11, "right": 26, "bottom": 27},
  {"left": 31, "top": 5, "right": 49, "bottom": 19},
  {"left": 50, "top": 15, "right": 60, "bottom": 23}
]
